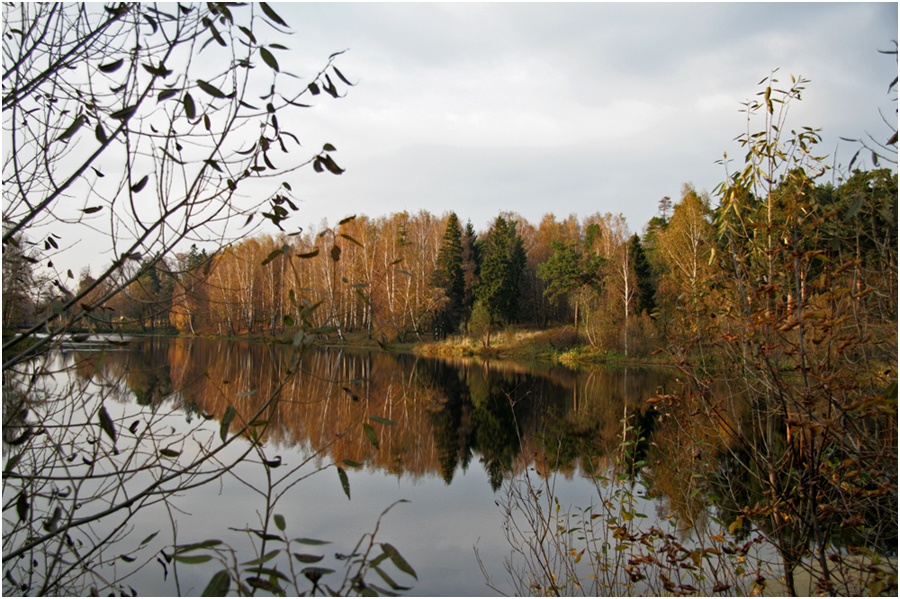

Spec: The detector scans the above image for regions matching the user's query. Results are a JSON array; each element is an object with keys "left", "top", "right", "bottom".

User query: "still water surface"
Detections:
[{"left": 7, "top": 336, "right": 684, "bottom": 596}]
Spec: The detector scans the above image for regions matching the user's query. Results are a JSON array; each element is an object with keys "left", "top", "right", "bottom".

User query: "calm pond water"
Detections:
[{"left": 5, "top": 336, "right": 762, "bottom": 596}]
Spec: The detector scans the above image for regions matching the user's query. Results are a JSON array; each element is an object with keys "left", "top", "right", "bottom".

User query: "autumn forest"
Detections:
[{"left": 6, "top": 168, "right": 894, "bottom": 369}]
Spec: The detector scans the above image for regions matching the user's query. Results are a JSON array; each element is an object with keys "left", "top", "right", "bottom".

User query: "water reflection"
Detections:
[
  {"left": 9, "top": 337, "right": 891, "bottom": 596},
  {"left": 71, "top": 338, "right": 677, "bottom": 491}
]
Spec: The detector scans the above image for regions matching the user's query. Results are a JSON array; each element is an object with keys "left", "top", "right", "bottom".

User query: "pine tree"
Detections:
[{"left": 537, "top": 240, "right": 604, "bottom": 332}]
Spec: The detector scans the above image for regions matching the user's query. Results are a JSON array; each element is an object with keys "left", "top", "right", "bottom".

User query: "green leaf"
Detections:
[
  {"left": 157, "top": 88, "right": 180, "bottom": 102},
  {"left": 260, "top": 2, "right": 288, "bottom": 27},
  {"left": 330, "top": 245, "right": 341, "bottom": 262},
  {"left": 246, "top": 577, "right": 283, "bottom": 593},
  {"left": 321, "top": 154, "right": 345, "bottom": 175},
  {"left": 249, "top": 530, "right": 282, "bottom": 542},
  {"left": 175, "top": 540, "right": 223, "bottom": 553},
  {"left": 220, "top": 405, "right": 236, "bottom": 442},
  {"left": 98, "top": 405, "right": 116, "bottom": 443},
  {"left": 341, "top": 459, "right": 362, "bottom": 468},
  {"left": 244, "top": 567, "right": 291, "bottom": 583},
  {"left": 301, "top": 567, "right": 335, "bottom": 583},
  {"left": 81, "top": 206, "right": 103, "bottom": 214},
  {"left": 274, "top": 514, "right": 286, "bottom": 531},
  {"left": 197, "top": 79, "right": 226, "bottom": 98},
  {"left": 173, "top": 554, "right": 212, "bottom": 564},
  {"left": 259, "top": 47, "right": 279, "bottom": 72},
  {"left": 262, "top": 249, "right": 283, "bottom": 266},
  {"left": 139, "top": 531, "right": 159, "bottom": 546},
  {"left": 233, "top": 389, "right": 258, "bottom": 397},
  {"left": 159, "top": 448, "right": 181, "bottom": 458},
  {"left": 95, "top": 123, "right": 108, "bottom": 144},
  {"left": 238, "top": 26, "right": 256, "bottom": 43},
  {"left": 339, "top": 233, "right": 362, "bottom": 247},
  {"left": 201, "top": 570, "right": 231, "bottom": 597},
  {"left": 207, "top": 23, "right": 226, "bottom": 47},
  {"left": 183, "top": 92, "right": 196, "bottom": 119},
  {"left": 380, "top": 543, "right": 417, "bottom": 580},
  {"left": 369, "top": 415, "right": 396, "bottom": 426},
  {"left": 363, "top": 423, "right": 379, "bottom": 449},
  {"left": 373, "top": 565, "right": 413, "bottom": 592},
  {"left": 110, "top": 105, "right": 138, "bottom": 120},
  {"left": 296, "top": 248, "right": 319, "bottom": 259},
  {"left": 143, "top": 62, "right": 172, "bottom": 77},
  {"left": 143, "top": 13, "right": 158, "bottom": 33},
  {"left": 292, "top": 553, "right": 324, "bottom": 563},
  {"left": 99, "top": 58, "right": 124, "bottom": 73},
  {"left": 130, "top": 175, "right": 149, "bottom": 193},
  {"left": 241, "top": 550, "right": 280, "bottom": 566},
  {"left": 57, "top": 115, "right": 86, "bottom": 141},
  {"left": 333, "top": 66, "right": 355, "bottom": 87},
  {"left": 337, "top": 466, "right": 351, "bottom": 500},
  {"left": 294, "top": 538, "right": 331, "bottom": 546}
]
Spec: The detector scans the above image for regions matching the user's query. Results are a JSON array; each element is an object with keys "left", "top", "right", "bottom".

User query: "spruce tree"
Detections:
[
  {"left": 433, "top": 213, "right": 465, "bottom": 337},
  {"left": 461, "top": 220, "right": 481, "bottom": 323},
  {"left": 477, "top": 216, "right": 526, "bottom": 324},
  {"left": 628, "top": 234, "right": 656, "bottom": 316}
]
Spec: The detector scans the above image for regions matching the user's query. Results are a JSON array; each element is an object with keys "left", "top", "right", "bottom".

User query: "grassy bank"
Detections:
[{"left": 414, "top": 326, "right": 672, "bottom": 367}]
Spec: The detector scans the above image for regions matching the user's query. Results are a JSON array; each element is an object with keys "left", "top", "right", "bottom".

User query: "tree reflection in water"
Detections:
[{"left": 5, "top": 338, "right": 893, "bottom": 596}]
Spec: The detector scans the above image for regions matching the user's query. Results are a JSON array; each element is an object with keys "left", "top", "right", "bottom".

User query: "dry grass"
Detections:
[{"left": 416, "top": 326, "right": 581, "bottom": 360}]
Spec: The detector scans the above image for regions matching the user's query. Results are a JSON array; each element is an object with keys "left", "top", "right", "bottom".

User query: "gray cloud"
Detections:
[
  {"left": 281, "top": 2, "right": 896, "bottom": 238},
  {"left": 56, "top": 3, "right": 898, "bottom": 275}
]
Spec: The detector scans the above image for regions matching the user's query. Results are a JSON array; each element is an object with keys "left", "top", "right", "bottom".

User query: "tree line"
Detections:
[{"left": 5, "top": 167, "right": 894, "bottom": 361}]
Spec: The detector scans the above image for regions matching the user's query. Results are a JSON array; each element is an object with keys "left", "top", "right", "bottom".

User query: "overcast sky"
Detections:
[
  {"left": 271, "top": 2, "right": 897, "bottom": 237},
  {"left": 20, "top": 3, "right": 897, "bottom": 278}
]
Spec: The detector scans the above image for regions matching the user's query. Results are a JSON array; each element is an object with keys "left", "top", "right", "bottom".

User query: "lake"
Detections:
[{"left": 2, "top": 336, "right": 833, "bottom": 596}]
